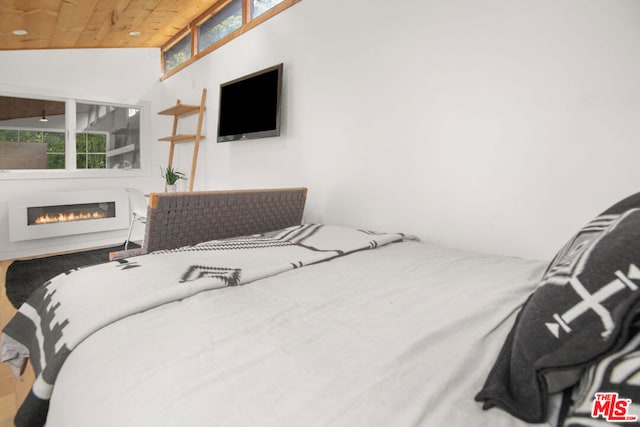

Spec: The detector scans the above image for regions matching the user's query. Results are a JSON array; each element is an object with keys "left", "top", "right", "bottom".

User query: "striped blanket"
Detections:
[{"left": 1, "top": 224, "right": 410, "bottom": 427}]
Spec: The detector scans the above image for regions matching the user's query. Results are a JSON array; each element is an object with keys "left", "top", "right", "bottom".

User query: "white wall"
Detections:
[
  {"left": 159, "top": 0, "right": 640, "bottom": 260},
  {"left": 0, "top": 48, "right": 161, "bottom": 260},
  {"left": 2, "top": 0, "right": 639, "bottom": 261}
]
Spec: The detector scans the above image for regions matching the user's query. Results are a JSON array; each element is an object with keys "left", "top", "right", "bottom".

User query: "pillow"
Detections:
[{"left": 475, "top": 192, "right": 640, "bottom": 423}]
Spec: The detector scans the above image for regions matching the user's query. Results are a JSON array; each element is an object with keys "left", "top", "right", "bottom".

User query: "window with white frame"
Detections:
[{"left": 0, "top": 95, "right": 141, "bottom": 172}]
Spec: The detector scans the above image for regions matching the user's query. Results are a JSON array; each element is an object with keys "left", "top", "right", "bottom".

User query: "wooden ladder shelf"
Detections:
[{"left": 157, "top": 88, "right": 206, "bottom": 192}]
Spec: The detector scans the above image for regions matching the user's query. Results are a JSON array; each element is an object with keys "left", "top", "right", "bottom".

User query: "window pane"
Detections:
[
  {"left": 77, "top": 103, "right": 140, "bottom": 169},
  {"left": 76, "top": 133, "right": 87, "bottom": 152},
  {"left": 0, "top": 96, "right": 65, "bottom": 170},
  {"left": 198, "top": 0, "right": 242, "bottom": 51},
  {"left": 87, "top": 154, "right": 106, "bottom": 169},
  {"left": 44, "top": 132, "right": 65, "bottom": 146},
  {"left": 252, "top": 0, "right": 285, "bottom": 18},
  {"left": 164, "top": 34, "right": 192, "bottom": 72},
  {"left": 0, "top": 130, "right": 18, "bottom": 141},
  {"left": 47, "top": 135, "right": 65, "bottom": 153},
  {"left": 19, "top": 131, "right": 42, "bottom": 142},
  {"left": 76, "top": 154, "right": 86, "bottom": 169},
  {"left": 87, "top": 133, "right": 106, "bottom": 152},
  {"left": 47, "top": 154, "right": 65, "bottom": 169}
]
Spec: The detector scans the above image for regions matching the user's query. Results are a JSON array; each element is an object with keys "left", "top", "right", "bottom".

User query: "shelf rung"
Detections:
[
  {"left": 158, "top": 134, "right": 205, "bottom": 143},
  {"left": 157, "top": 104, "right": 203, "bottom": 117}
]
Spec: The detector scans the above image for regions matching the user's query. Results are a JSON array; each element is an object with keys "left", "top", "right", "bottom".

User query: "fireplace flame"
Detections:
[{"left": 34, "top": 211, "right": 107, "bottom": 224}]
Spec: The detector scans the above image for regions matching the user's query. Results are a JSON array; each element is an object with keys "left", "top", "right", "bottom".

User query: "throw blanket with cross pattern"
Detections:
[
  {"left": 476, "top": 192, "right": 640, "bottom": 423},
  {"left": 1, "top": 224, "right": 412, "bottom": 427}
]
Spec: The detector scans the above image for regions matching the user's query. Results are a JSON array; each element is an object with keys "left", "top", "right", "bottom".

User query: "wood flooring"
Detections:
[
  {"left": 0, "top": 260, "right": 36, "bottom": 427},
  {"left": 0, "top": 242, "right": 139, "bottom": 426}
]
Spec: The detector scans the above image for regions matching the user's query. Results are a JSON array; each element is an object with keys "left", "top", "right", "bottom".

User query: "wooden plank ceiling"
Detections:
[{"left": 0, "top": 0, "right": 217, "bottom": 50}]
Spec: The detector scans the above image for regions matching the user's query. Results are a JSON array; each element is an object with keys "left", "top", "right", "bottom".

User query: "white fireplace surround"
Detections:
[{"left": 9, "top": 190, "right": 130, "bottom": 242}]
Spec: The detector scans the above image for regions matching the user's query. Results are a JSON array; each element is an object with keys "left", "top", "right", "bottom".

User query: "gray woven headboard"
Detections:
[{"left": 110, "top": 187, "right": 307, "bottom": 260}]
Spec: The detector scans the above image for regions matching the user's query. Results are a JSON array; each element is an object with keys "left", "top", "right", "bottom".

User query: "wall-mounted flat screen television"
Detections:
[{"left": 217, "top": 63, "right": 283, "bottom": 142}]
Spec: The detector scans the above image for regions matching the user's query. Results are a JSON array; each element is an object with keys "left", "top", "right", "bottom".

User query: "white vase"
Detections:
[{"left": 166, "top": 184, "right": 177, "bottom": 192}]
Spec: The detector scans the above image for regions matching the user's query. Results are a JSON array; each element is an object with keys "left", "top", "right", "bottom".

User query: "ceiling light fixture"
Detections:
[
  {"left": 39, "top": 110, "right": 48, "bottom": 122},
  {"left": 129, "top": 31, "right": 141, "bottom": 36},
  {"left": 12, "top": 29, "right": 28, "bottom": 36}
]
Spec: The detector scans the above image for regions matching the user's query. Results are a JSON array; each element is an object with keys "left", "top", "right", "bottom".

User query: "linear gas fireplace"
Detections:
[
  {"left": 9, "top": 190, "right": 130, "bottom": 241},
  {"left": 28, "top": 202, "right": 116, "bottom": 225}
]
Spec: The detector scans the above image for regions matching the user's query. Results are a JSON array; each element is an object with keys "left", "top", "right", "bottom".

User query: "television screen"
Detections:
[{"left": 217, "top": 63, "right": 283, "bottom": 142}]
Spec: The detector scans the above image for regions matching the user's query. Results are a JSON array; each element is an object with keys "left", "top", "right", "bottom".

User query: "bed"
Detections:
[{"left": 3, "top": 188, "right": 640, "bottom": 427}]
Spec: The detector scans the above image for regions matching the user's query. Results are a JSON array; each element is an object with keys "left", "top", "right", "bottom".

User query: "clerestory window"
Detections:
[{"left": 161, "top": 0, "right": 301, "bottom": 79}]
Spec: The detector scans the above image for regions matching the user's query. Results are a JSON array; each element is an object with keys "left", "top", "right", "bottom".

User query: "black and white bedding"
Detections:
[
  {"left": 2, "top": 224, "right": 407, "bottom": 426},
  {"left": 476, "top": 191, "right": 640, "bottom": 426},
  {"left": 3, "top": 203, "right": 640, "bottom": 427}
]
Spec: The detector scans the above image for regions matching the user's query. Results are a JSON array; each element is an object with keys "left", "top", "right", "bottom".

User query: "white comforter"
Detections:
[{"left": 46, "top": 238, "right": 552, "bottom": 426}]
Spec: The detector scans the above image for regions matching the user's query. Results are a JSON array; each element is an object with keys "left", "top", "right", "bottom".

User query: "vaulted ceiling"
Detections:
[{"left": 0, "top": 0, "right": 217, "bottom": 50}]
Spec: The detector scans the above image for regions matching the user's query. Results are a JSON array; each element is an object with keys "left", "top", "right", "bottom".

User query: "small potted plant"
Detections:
[{"left": 161, "top": 166, "right": 185, "bottom": 192}]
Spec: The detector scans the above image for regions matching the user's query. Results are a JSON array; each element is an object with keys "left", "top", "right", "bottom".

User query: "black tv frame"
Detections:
[{"left": 217, "top": 63, "right": 283, "bottom": 143}]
